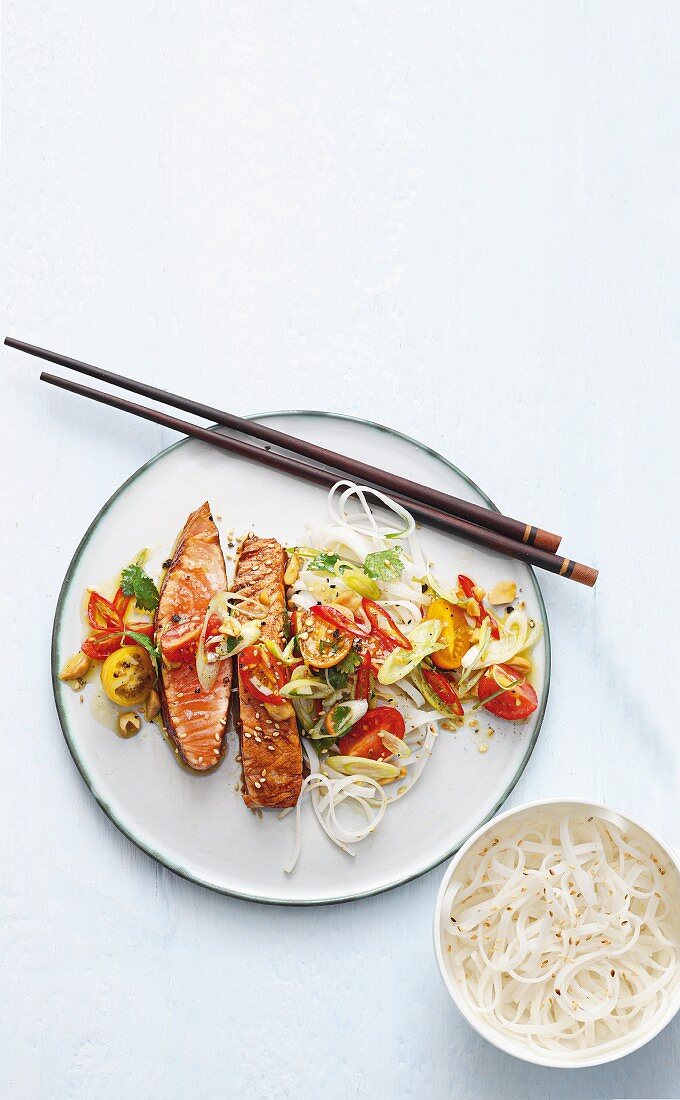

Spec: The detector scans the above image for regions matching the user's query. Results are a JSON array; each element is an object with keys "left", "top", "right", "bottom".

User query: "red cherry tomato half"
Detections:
[
  {"left": 338, "top": 706, "right": 405, "bottom": 760},
  {"left": 238, "top": 645, "right": 288, "bottom": 705},
  {"left": 477, "top": 664, "right": 538, "bottom": 721}
]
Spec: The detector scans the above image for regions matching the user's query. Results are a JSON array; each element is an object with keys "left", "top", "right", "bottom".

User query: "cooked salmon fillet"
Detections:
[
  {"left": 233, "top": 535, "right": 302, "bottom": 808},
  {"left": 155, "top": 502, "right": 232, "bottom": 770}
]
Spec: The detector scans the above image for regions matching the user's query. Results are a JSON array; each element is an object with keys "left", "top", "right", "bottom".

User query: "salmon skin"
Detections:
[
  {"left": 233, "top": 535, "right": 302, "bottom": 808},
  {"left": 155, "top": 503, "right": 232, "bottom": 771}
]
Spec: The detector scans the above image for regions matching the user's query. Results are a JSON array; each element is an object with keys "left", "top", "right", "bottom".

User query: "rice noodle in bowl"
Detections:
[{"left": 434, "top": 799, "right": 680, "bottom": 1067}]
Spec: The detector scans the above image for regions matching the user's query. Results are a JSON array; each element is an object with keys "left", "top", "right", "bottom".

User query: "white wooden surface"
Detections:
[{"left": 2, "top": 3, "right": 680, "bottom": 1097}]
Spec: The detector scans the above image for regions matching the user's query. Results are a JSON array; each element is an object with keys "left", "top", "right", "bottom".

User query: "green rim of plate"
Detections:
[{"left": 51, "top": 410, "right": 551, "bottom": 906}]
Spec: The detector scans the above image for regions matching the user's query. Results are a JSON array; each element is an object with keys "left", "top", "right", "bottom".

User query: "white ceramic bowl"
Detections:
[{"left": 433, "top": 798, "right": 680, "bottom": 1068}]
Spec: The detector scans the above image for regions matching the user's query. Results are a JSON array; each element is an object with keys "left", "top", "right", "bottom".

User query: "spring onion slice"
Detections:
[
  {"left": 263, "top": 637, "right": 299, "bottom": 665},
  {"left": 324, "top": 699, "right": 369, "bottom": 738},
  {"left": 378, "top": 619, "right": 444, "bottom": 684},
  {"left": 342, "top": 569, "right": 381, "bottom": 600},
  {"left": 325, "top": 756, "right": 401, "bottom": 780},
  {"left": 279, "top": 677, "right": 335, "bottom": 699},
  {"left": 379, "top": 732, "right": 411, "bottom": 758},
  {"left": 196, "top": 595, "right": 262, "bottom": 691}
]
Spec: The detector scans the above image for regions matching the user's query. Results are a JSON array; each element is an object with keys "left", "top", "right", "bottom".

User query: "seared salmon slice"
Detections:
[
  {"left": 233, "top": 535, "right": 302, "bottom": 808},
  {"left": 155, "top": 503, "right": 232, "bottom": 770}
]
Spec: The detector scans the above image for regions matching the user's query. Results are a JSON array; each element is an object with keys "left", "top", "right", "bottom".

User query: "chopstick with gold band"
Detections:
[
  {"left": 6, "top": 336, "right": 561, "bottom": 552},
  {"left": 33, "top": 365, "right": 599, "bottom": 587}
]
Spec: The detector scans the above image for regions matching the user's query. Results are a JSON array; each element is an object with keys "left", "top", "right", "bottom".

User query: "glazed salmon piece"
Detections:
[
  {"left": 155, "top": 502, "right": 232, "bottom": 770},
  {"left": 233, "top": 535, "right": 302, "bottom": 808}
]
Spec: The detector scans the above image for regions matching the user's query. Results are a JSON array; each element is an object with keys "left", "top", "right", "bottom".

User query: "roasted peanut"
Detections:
[
  {"left": 488, "top": 581, "right": 517, "bottom": 606},
  {"left": 144, "top": 689, "right": 161, "bottom": 721},
  {"left": 283, "top": 553, "right": 300, "bottom": 586},
  {"left": 59, "top": 651, "right": 92, "bottom": 682},
  {"left": 264, "top": 700, "right": 295, "bottom": 721},
  {"left": 333, "top": 590, "right": 362, "bottom": 612},
  {"left": 118, "top": 712, "right": 141, "bottom": 738}
]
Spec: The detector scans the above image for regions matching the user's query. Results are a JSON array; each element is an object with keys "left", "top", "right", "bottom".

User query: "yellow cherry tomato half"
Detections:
[
  {"left": 101, "top": 645, "right": 155, "bottom": 706},
  {"left": 296, "top": 609, "right": 353, "bottom": 669},
  {"left": 425, "top": 598, "right": 473, "bottom": 670}
]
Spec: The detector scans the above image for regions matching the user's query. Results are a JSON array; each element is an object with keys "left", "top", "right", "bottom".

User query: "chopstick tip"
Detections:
[{"left": 571, "top": 561, "right": 599, "bottom": 588}]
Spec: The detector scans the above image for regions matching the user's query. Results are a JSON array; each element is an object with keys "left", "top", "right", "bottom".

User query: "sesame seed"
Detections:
[
  {"left": 198, "top": 756, "right": 203, "bottom": 763},
  {"left": 267, "top": 744, "right": 275, "bottom": 752},
  {"left": 213, "top": 749, "right": 219, "bottom": 755},
  {"left": 179, "top": 732, "right": 186, "bottom": 739},
  {"left": 253, "top": 781, "right": 261, "bottom": 789}
]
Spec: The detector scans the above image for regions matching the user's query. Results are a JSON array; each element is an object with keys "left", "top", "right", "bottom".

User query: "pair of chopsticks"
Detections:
[{"left": 5, "top": 336, "right": 598, "bottom": 586}]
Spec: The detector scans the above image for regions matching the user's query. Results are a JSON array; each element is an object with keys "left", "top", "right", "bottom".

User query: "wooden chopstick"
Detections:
[
  {"left": 5, "top": 336, "right": 561, "bottom": 553},
  {"left": 37, "top": 368, "right": 598, "bottom": 587}
]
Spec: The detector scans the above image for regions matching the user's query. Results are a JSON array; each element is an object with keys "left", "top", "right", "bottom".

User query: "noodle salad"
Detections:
[{"left": 278, "top": 482, "right": 543, "bottom": 871}]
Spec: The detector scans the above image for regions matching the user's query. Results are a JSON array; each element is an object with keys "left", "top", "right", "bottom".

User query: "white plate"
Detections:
[{"left": 51, "top": 412, "right": 550, "bottom": 905}]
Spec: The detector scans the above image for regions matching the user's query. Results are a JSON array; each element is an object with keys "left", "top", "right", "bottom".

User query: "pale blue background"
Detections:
[{"left": 3, "top": 2, "right": 680, "bottom": 1097}]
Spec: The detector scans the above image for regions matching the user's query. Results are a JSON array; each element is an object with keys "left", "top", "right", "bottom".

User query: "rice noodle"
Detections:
[
  {"left": 285, "top": 771, "right": 387, "bottom": 872},
  {"left": 443, "top": 811, "right": 679, "bottom": 1058},
  {"left": 328, "top": 480, "right": 416, "bottom": 539}
]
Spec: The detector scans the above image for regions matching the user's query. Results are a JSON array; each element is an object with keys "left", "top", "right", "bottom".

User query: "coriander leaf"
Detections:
[
  {"left": 327, "top": 648, "right": 362, "bottom": 689},
  {"left": 120, "top": 563, "right": 160, "bottom": 612},
  {"left": 363, "top": 547, "right": 403, "bottom": 582},
  {"left": 308, "top": 552, "right": 340, "bottom": 573},
  {"left": 225, "top": 635, "right": 240, "bottom": 654}
]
